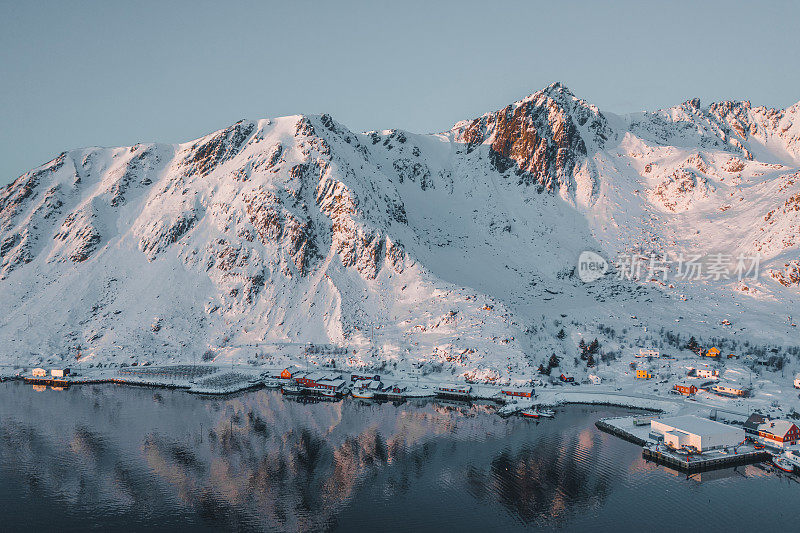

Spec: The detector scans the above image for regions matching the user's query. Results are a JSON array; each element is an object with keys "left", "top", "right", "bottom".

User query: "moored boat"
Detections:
[
  {"left": 352, "top": 388, "right": 375, "bottom": 399},
  {"left": 281, "top": 384, "right": 303, "bottom": 395},
  {"left": 520, "top": 407, "right": 555, "bottom": 419},
  {"left": 772, "top": 455, "right": 795, "bottom": 473}
]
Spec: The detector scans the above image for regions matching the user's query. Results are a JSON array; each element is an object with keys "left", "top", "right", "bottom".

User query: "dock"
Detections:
[
  {"left": 23, "top": 377, "right": 74, "bottom": 387},
  {"left": 595, "top": 417, "right": 650, "bottom": 446},
  {"left": 642, "top": 446, "right": 769, "bottom": 473},
  {"left": 597, "top": 416, "right": 770, "bottom": 473}
]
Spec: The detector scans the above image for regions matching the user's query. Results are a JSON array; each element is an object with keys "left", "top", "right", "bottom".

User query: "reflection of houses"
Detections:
[
  {"left": 756, "top": 420, "right": 800, "bottom": 449},
  {"left": 650, "top": 415, "right": 744, "bottom": 451},
  {"left": 674, "top": 382, "right": 698, "bottom": 395}
]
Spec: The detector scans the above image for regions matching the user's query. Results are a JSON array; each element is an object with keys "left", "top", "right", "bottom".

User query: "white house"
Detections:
[
  {"left": 588, "top": 374, "right": 602, "bottom": 385},
  {"left": 794, "top": 373, "right": 800, "bottom": 389},
  {"left": 695, "top": 367, "right": 719, "bottom": 379},
  {"left": 637, "top": 349, "right": 659, "bottom": 358},
  {"left": 650, "top": 415, "right": 743, "bottom": 452},
  {"left": 32, "top": 368, "right": 47, "bottom": 377}
]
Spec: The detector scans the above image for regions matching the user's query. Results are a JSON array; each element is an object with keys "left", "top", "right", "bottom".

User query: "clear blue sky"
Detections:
[{"left": 2, "top": 0, "right": 799, "bottom": 185}]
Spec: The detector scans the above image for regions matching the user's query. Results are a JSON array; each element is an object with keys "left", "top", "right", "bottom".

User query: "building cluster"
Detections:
[
  {"left": 31, "top": 368, "right": 70, "bottom": 378},
  {"left": 744, "top": 414, "right": 800, "bottom": 449}
]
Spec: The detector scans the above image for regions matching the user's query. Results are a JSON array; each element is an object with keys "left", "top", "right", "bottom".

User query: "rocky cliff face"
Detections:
[
  {"left": 1, "top": 84, "right": 799, "bottom": 376},
  {"left": 452, "top": 83, "right": 611, "bottom": 195}
]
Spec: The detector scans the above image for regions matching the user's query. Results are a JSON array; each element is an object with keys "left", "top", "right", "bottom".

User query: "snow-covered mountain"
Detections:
[{"left": 2, "top": 83, "right": 799, "bottom": 378}]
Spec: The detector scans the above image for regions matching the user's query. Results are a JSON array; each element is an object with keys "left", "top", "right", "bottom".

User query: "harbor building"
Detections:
[
  {"left": 650, "top": 415, "right": 744, "bottom": 452},
  {"left": 756, "top": 420, "right": 800, "bottom": 449}
]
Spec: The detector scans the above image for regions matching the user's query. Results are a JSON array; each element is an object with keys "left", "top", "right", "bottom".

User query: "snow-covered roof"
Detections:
[
  {"left": 317, "top": 378, "right": 345, "bottom": 387},
  {"left": 653, "top": 415, "right": 742, "bottom": 438},
  {"left": 758, "top": 420, "right": 798, "bottom": 437}
]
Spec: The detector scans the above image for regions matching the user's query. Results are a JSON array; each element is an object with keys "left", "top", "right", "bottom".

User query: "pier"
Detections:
[
  {"left": 642, "top": 446, "right": 769, "bottom": 473},
  {"left": 595, "top": 417, "right": 650, "bottom": 446},
  {"left": 597, "top": 416, "right": 771, "bottom": 473}
]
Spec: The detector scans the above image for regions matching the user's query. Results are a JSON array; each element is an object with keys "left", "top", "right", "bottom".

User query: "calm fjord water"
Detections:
[{"left": 0, "top": 381, "right": 797, "bottom": 532}]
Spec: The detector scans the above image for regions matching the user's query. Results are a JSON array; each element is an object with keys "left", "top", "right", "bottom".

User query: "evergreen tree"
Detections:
[
  {"left": 557, "top": 329, "right": 566, "bottom": 340},
  {"left": 588, "top": 338, "right": 600, "bottom": 354},
  {"left": 686, "top": 336, "right": 701, "bottom": 355}
]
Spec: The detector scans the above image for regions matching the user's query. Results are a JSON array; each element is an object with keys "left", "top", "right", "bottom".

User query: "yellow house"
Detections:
[
  {"left": 636, "top": 369, "right": 652, "bottom": 379},
  {"left": 705, "top": 347, "right": 721, "bottom": 357}
]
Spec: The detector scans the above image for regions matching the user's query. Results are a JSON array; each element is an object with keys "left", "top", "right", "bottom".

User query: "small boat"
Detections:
[
  {"left": 521, "top": 408, "right": 555, "bottom": 419},
  {"left": 773, "top": 455, "right": 794, "bottom": 473},
  {"left": 281, "top": 384, "right": 303, "bottom": 395},
  {"left": 351, "top": 388, "right": 375, "bottom": 399}
]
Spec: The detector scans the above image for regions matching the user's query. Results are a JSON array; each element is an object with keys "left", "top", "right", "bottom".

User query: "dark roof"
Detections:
[{"left": 743, "top": 413, "right": 768, "bottom": 431}]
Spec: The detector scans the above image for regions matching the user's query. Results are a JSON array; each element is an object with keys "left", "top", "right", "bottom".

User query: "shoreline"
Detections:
[{"left": 4, "top": 370, "right": 673, "bottom": 414}]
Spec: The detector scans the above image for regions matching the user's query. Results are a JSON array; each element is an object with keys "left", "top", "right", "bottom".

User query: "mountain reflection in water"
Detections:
[{"left": 0, "top": 382, "right": 798, "bottom": 532}]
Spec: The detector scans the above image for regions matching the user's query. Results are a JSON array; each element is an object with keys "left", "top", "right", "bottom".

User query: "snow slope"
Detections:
[{"left": 1, "top": 83, "right": 798, "bottom": 380}]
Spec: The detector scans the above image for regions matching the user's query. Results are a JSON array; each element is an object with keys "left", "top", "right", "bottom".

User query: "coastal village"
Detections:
[{"left": 6, "top": 340, "right": 800, "bottom": 476}]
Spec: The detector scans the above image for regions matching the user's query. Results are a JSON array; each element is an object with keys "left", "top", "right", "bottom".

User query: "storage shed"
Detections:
[{"left": 651, "top": 415, "right": 744, "bottom": 452}]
